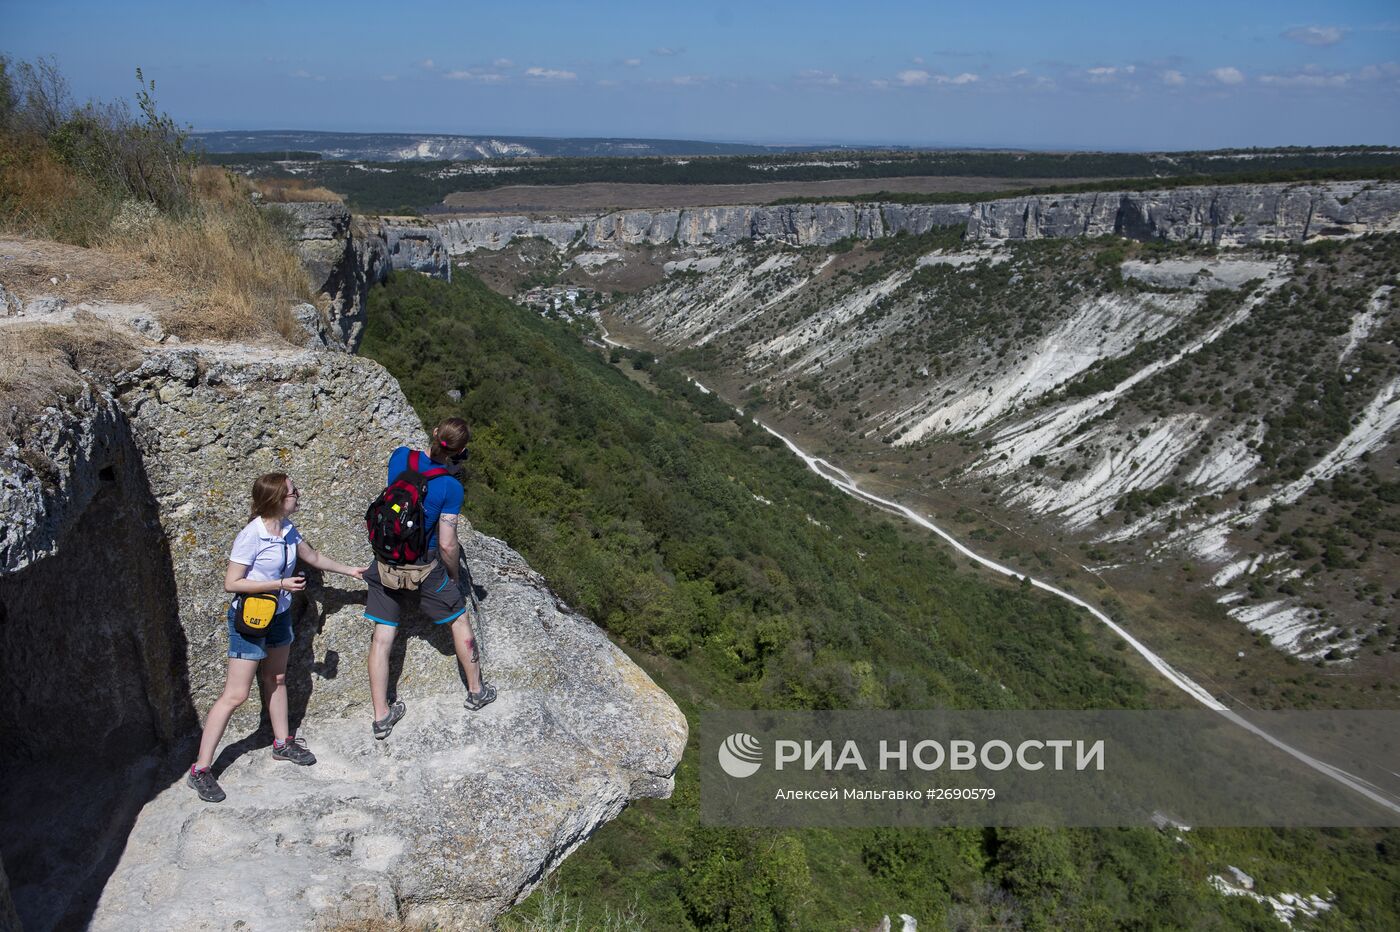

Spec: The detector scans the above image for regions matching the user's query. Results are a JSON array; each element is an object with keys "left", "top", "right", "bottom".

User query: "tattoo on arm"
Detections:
[{"left": 438, "top": 515, "right": 460, "bottom": 579}]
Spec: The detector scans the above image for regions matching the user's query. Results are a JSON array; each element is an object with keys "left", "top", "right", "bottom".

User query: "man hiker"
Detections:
[{"left": 363, "top": 416, "right": 496, "bottom": 739}]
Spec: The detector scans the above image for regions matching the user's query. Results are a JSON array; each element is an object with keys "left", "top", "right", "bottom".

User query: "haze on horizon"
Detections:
[{"left": 6, "top": 0, "right": 1400, "bottom": 151}]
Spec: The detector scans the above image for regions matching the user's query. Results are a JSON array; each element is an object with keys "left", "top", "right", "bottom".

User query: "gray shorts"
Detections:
[{"left": 363, "top": 553, "right": 465, "bottom": 627}]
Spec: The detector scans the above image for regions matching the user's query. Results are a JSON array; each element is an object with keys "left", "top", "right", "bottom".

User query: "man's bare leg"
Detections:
[
  {"left": 450, "top": 614, "right": 483, "bottom": 693},
  {"left": 368, "top": 623, "right": 398, "bottom": 722}
]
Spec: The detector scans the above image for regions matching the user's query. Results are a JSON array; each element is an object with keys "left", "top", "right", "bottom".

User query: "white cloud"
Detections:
[
  {"left": 1211, "top": 66, "right": 1245, "bottom": 85},
  {"left": 525, "top": 67, "right": 577, "bottom": 81},
  {"left": 290, "top": 69, "right": 326, "bottom": 82},
  {"left": 419, "top": 58, "right": 436, "bottom": 71},
  {"left": 445, "top": 71, "right": 506, "bottom": 83},
  {"left": 652, "top": 46, "right": 681, "bottom": 56},
  {"left": 623, "top": 58, "right": 642, "bottom": 67},
  {"left": 1161, "top": 69, "right": 1186, "bottom": 86},
  {"left": 870, "top": 78, "right": 890, "bottom": 89},
  {"left": 1010, "top": 68, "right": 1029, "bottom": 78},
  {"left": 912, "top": 56, "right": 925, "bottom": 65},
  {"left": 1282, "top": 25, "right": 1346, "bottom": 46},
  {"left": 493, "top": 58, "right": 514, "bottom": 68},
  {"left": 1358, "top": 62, "right": 1400, "bottom": 80},
  {"left": 597, "top": 78, "right": 620, "bottom": 87},
  {"left": 1259, "top": 71, "right": 1349, "bottom": 87},
  {"left": 798, "top": 69, "right": 842, "bottom": 86},
  {"left": 896, "top": 69, "right": 977, "bottom": 87},
  {"left": 1086, "top": 64, "right": 1136, "bottom": 83},
  {"left": 670, "top": 74, "right": 707, "bottom": 85}
]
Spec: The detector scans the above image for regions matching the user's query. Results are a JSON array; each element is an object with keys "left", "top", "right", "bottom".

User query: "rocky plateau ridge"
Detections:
[{"left": 433, "top": 180, "right": 1400, "bottom": 254}]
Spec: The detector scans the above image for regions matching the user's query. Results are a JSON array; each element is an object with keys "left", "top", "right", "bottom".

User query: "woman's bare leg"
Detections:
[
  {"left": 195, "top": 658, "right": 259, "bottom": 769},
  {"left": 260, "top": 645, "right": 291, "bottom": 742}
]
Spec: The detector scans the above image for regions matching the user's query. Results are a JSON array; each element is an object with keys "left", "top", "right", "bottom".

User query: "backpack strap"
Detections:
[{"left": 407, "top": 449, "right": 450, "bottom": 481}]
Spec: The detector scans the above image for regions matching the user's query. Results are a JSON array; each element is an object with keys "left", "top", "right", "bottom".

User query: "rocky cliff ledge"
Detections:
[
  {"left": 964, "top": 180, "right": 1400, "bottom": 244},
  {"left": 432, "top": 180, "right": 1400, "bottom": 254},
  {"left": 278, "top": 202, "right": 451, "bottom": 351},
  {"left": 0, "top": 250, "right": 684, "bottom": 930},
  {"left": 435, "top": 201, "right": 972, "bottom": 252}
]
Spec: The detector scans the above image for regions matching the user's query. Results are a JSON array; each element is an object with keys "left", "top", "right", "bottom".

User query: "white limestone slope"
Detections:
[
  {"left": 1339, "top": 284, "right": 1392, "bottom": 362},
  {"left": 1145, "top": 374, "right": 1400, "bottom": 656},
  {"left": 1008, "top": 414, "right": 1213, "bottom": 531},
  {"left": 890, "top": 291, "right": 1198, "bottom": 442},
  {"left": 969, "top": 258, "right": 1290, "bottom": 477},
  {"left": 1120, "top": 257, "right": 1277, "bottom": 291},
  {"left": 747, "top": 267, "right": 914, "bottom": 367},
  {"left": 623, "top": 249, "right": 831, "bottom": 349}
]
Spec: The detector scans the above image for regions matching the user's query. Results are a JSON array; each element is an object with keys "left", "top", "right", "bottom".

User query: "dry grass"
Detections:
[
  {"left": 98, "top": 198, "right": 319, "bottom": 342},
  {"left": 254, "top": 176, "right": 344, "bottom": 203},
  {"left": 0, "top": 236, "right": 144, "bottom": 302},
  {"left": 192, "top": 164, "right": 258, "bottom": 210},
  {"left": 0, "top": 314, "right": 141, "bottom": 437},
  {"left": 3, "top": 140, "right": 321, "bottom": 344},
  {"left": 0, "top": 137, "right": 118, "bottom": 246}
]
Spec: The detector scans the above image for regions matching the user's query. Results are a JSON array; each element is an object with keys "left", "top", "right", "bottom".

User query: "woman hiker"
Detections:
[{"left": 188, "top": 472, "right": 366, "bottom": 803}]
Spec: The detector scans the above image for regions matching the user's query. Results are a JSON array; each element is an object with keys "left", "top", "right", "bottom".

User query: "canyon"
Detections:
[{"left": 440, "top": 181, "right": 1400, "bottom": 681}]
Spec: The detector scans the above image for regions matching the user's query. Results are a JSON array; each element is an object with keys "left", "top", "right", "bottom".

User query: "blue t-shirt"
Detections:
[{"left": 388, "top": 446, "right": 464, "bottom": 551}]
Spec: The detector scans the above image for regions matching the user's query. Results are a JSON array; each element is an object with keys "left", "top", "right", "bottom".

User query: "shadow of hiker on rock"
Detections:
[{"left": 208, "top": 564, "right": 491, "bottom": 776}]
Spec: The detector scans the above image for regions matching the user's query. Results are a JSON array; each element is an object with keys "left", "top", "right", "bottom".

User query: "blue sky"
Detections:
[{"left": 5, "top": 0, "right": 1400, "bottom": 149}]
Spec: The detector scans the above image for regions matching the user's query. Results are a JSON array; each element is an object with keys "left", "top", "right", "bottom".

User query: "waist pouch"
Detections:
[
  {"left": 232, "top": 593, "right": 280, "bottom": 638},
  {"left": 377, "top": 558, "right": 437, "bottom": 591}
]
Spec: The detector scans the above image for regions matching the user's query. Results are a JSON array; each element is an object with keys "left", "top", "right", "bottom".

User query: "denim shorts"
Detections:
[{"left": 226, "top": 606, "right": 294, "bottom": 661}]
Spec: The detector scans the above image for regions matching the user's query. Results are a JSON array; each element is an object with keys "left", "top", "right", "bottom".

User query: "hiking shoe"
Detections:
[
  {"left": 187, "top": 766, "right": 226, "bottom": 803},
  {"left": 372, "top": 699, "right": 406, "bottom": 740},
  {"left": 271, "top": 735, "right": 316, "bottom": 766},
  {"left": 464, "top": 683, "right": 497, "bottom": 712}
]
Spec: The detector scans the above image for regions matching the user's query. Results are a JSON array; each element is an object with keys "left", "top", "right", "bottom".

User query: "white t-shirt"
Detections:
[{"left": 229, "top": 517, "right": 303, "bottom": 613}]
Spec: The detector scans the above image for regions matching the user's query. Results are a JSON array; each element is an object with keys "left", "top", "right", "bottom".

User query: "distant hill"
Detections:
[
  {"left": 198, "top": 138, "right": 1400, "bottom": 214},
  {"left": 190, "top": 130, "right": 826, "bottom": 160}
]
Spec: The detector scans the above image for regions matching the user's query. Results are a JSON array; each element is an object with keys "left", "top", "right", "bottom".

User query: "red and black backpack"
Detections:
[{"left": 365, "top": 451, "right": 450, "bottom": 565}]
